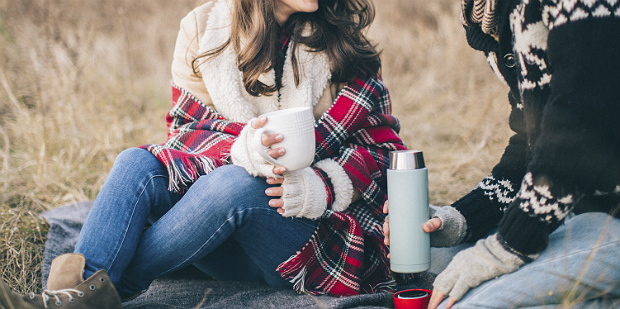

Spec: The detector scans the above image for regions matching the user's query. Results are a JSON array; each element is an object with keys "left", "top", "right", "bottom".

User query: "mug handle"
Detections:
[{"left": 253, "top": 128, "right": 281, "bottom": 166}]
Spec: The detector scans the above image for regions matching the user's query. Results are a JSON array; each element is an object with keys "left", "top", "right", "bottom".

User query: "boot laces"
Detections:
[{"left": 30, "top": 289, "right": 84, "bottom": 308}]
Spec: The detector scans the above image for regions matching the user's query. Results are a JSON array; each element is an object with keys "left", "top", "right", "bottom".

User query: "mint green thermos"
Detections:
[{"left": 387, "top": 150, "right": 430, "bottom": 273}]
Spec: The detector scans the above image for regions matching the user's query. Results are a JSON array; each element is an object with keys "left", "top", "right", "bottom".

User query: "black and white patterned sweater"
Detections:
[{"left": 453, "top": 0, "right": 620, "bottom": 256}]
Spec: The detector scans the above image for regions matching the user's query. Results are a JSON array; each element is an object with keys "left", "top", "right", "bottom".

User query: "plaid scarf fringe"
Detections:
[
  {"left": 140, "top": 85, "right": 241, "bottom": 192},
  {"left": 143, "top": 146, "right": 225, "bottom": 192}
]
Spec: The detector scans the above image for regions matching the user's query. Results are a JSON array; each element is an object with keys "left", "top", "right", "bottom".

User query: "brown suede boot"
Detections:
[{"left": 0, "top": 253, "right": 121, "bottom": 309}]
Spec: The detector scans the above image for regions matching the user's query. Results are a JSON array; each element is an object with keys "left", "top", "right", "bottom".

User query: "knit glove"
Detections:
[
  {"left": 280, "top": 159, "right": 355, "bottom": 219},
  {"left": 428, "top": 205, "right": 467, "bottom": 247},
  {"left": 433, "top": 233, "right": 537, "bottom": 302},
  {"left": 230, "top": 119, "right": 278, "bottom": 178}
]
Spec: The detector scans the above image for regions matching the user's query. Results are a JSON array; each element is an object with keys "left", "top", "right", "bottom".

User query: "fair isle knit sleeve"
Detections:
[{"left": 497, "top": 0, "right": 620, "bottom": 256}]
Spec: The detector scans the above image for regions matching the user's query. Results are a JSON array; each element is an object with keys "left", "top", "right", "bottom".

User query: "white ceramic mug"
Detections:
[{"left": 253, "top": 107, "right": 316, "bottom": 171}]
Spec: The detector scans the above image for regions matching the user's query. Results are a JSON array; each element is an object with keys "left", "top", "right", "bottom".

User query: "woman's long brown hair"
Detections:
[{"left": 192, "top": 0, "right": 381, "bottom": 97}]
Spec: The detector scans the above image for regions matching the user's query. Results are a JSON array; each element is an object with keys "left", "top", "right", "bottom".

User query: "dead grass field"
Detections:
[{"left": 0, "top": 0, "right": 510, "bottom": 294}]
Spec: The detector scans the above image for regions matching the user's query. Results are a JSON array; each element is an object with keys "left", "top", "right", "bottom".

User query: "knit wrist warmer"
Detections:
[
  {"left": 433, "top": 233, "right": 535, "bottom": 302},
  {"left": 498, "top": 201, "right": 557, "bottom": 256},
  {"left": 281, "top": 167, "right": 328, "bottom": 219},
  {"left": 230, "top": 119, "right": 278, "bottom": 178},
  {"left": 314, "top": 159, "right": 355, "bottom": 212},
  {"left": 428, "top": 205, "right": 467, "bottom": 247}
]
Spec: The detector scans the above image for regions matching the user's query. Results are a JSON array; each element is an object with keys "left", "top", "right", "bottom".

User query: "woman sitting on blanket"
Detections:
[{"left": 0, "top": 0, "right": 406, "bottom": 308}]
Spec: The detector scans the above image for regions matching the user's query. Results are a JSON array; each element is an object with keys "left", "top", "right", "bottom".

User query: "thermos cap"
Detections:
[{"left": 389, "top": 150, "right": 425, "bottom": 170}]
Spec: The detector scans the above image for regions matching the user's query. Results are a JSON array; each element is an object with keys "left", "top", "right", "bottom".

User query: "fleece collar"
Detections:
[{"left": 197, "top": 0, "right": 331, "bottom": 123}]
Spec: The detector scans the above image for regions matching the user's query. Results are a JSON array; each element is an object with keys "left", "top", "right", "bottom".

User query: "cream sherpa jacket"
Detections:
[{"left": 170, "top": 0, "right": 356, "bottom": 218}]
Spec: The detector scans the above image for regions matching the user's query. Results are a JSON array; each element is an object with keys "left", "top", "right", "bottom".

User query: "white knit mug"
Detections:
[{"left": 253, "top": 107, "right": 316, "bottom": 171}]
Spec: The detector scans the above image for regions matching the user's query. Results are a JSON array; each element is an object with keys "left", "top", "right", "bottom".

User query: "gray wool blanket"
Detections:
[{"left": 40, "top": 202, "right": 434, "bottom": 309}]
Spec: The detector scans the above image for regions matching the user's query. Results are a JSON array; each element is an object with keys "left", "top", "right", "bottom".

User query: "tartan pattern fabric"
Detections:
[
  {"left": 140, "top": 85, "right": 243, "bottom": 192},
  {"left": 313, "top": 168, "right": 335, "bottom": 208},
  {"left": 141, "top": 75, "right": 406, "bottom": 296}
]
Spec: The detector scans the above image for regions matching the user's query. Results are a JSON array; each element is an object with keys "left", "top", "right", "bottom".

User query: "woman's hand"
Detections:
[
  {"left": 265, "top": 177, "right": 285, "bottom": 214},
  {"left": 265, "top": 168, "right": 329, "bottom": 219},
  {"left": 230, "top": 116, "right": 287, "bottom": 178},
  {"left": 251, "top": 117, "right": 287, "bottom": 175},
  {"left": 382, "top": 200, "right": 443, "bottom": 249},
  {"left": 254, "top": 116, "right": 288, "bottom": 213}
]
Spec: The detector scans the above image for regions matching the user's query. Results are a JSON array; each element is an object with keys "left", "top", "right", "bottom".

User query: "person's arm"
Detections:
[
  {"left": 430, "top": 2, "right": 620, "bottom": 308},
  {"left": 497, "top": 8, "right": 620, "bottom": 257}
]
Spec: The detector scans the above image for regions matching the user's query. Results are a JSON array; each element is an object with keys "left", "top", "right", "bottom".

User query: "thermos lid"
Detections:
[{"left": 389, "top": 150, "right": 425, "bottom": 170}]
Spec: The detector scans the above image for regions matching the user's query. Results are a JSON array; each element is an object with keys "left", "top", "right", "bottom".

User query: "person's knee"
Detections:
[
  {"left": 113, "top": 148, "right": 162, "bottom": 173},
  {"left": 197, "top": 165, "right": 259, "bottom": 190},
  {"left": 115, "top": 147, "right": 156, "bottom": 165}
]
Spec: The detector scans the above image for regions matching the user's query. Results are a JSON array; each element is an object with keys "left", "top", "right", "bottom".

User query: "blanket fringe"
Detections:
[
  {"left": 165, "top": 155, "right": 221, "bottom": 192},
  {"left": 368, "top": 278, "right": 397, "bottom": 294},
  {"left": 290, "top": 266, "right": 309, "bottom": 294}
]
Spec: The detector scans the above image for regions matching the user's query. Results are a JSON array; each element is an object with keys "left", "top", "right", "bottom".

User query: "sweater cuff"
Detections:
[
  {"left": 281, "top": 167, "right": 328, "bottom": 219},
  {"left": 498, "top": 171, "right": 576, "bottom": 256},
  {"left": 429, "top": 205, "right": 468, "bottom": 247},
  {"left": 230, "top": 120, "right": 278, "bottom": 178},
  {"left": 314, "top": 159, "right": 354, "bottom": 212},
  {"left": 498, "top": 201, "right": 554, "bottom": 256}
]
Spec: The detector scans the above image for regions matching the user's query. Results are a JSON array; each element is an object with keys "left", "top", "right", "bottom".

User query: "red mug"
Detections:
[{"left": 393, "top": 289, "right": 432, "bottom": 309}]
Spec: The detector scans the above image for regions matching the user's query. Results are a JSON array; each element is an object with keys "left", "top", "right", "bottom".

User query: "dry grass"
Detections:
[
  {"left": 0, "top": 0, "right": 511, "bottom": 295},
  {"left": 0, "top": 210, "right": 48, "bottom": 293},
  {"left": 0, "top": 0, "right": 202, "bottom": 293}
]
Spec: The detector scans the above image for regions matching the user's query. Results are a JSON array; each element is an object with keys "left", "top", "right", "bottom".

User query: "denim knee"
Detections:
[
  {"left": 196, "top": 165, "right": 264, "bottom": 191},
  {"left": 105, "top": 147, "right": 172, "bottom": 207},
  {"left": 113, "top": 148, "right": 162, "bottom": 172}
]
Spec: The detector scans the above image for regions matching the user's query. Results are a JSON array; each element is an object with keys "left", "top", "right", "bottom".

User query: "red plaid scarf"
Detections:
[
  {"left": 139, "top": 85, "right": 241, "bottom": 192},
  {"left": 140, "top": 76, "right": 406, "bottom": 295}
]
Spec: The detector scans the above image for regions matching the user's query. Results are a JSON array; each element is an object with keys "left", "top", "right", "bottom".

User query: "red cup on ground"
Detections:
[{"left": 393, "top": 289, "right": 432, "bottom": 309}]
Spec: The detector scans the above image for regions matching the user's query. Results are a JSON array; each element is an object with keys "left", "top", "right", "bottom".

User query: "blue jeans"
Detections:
[
  {"left": 74, "top": 148, "right": 317, "bottom": 299},
  {"left": 430, "top": 212, "right": 620, "bottom": 308}
]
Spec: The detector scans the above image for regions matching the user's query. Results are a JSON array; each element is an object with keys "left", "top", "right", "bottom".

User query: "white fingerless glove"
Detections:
[
  {"left": 433, "top": 233, "right": 538, "bottom": 302},
  {"left": 280, "top": 159, "right": 355, "bottom": 219},
  {"left": 428, "top": 205, "right": 467, "bottom": 247},
  {"left": 281, "top": 168, "right": 327, "bottom": 219},
  {"left": 230, "top": 119, "right": 278, "bottom": 178}
]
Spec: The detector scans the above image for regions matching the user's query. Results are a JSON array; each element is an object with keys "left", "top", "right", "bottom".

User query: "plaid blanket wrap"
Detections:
[{"left": 140, "top": 76, "right": 406, "bottom": 296}]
